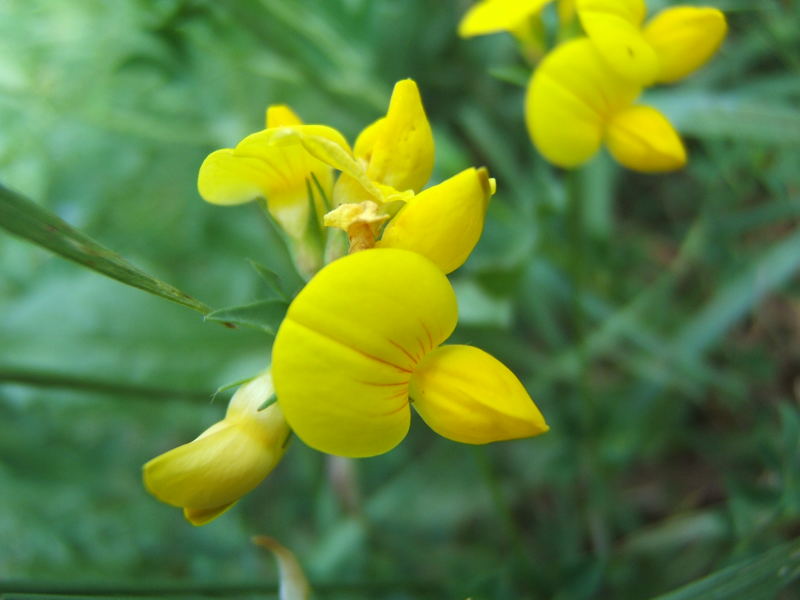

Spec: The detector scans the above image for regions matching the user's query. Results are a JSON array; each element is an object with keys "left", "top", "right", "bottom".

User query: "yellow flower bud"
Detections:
[
  {"left": 377, "top": 167, "right": 494, "bottom": 273},
  {"left": 143, "top": 373, "right": 290, "bottom": 525}
]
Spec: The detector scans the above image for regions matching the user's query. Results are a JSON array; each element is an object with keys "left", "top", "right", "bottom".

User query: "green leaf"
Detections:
[
  {"left": 204, "top": 299, "right": 288, "bottom": 334},
  {"left": 652, "top": 538, "right": 800, "bottom": 600},
  {"left": 247, "top": 259, "right": 291, "bottom": 301},
  {"left": 488, "top": 65, "right": 530, "bottom": 88},
  {"left": 0, "top": 183, "right": 212, "bottom": 315}
]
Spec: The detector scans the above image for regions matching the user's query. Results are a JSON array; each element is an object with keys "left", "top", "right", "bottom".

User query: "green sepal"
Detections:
[
  {"left": 257, "top": 393, "right": 277, "bottom": 411},
  {"left": 247, "top": 259, "right": 296, "bottom": 301},
  {"left": 204, "top": 299, "right": 289, "bottom": 335}
]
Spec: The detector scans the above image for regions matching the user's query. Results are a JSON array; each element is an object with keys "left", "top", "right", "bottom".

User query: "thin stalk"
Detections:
[
  {"left": 0, "top": 367, "right": 209, "bottom": 402},
  {"left": 566, "top": 168, "right": 610, "bottom": 558},
  {"left": 0, "top": 579, "right": 441, "bottom": 597}
]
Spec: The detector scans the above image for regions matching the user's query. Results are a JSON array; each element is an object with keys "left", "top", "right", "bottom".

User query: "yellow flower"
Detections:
[
  {"left": 197, "top": 105, "right": 349, "bottom": 241},
  {"left": 307, "top": 79, "right": 494, "bottom": 274},
  {"left": 271, "top": 248, "right": 548, "bottom": 458},
  {"left": 526, "top": 37, "right": 687, "bottom": 172},
  {"left": 143, "top": 372, "right": 290, "bottom": 526},
  {"left": 458, "top": 0, "right": 580, "bottom": 59},
  {"left": 576, "top": 0, "right": 727, "bottom": 84},
  {"left": 458, "top": 0, "right": 554, "bottom": 39}
]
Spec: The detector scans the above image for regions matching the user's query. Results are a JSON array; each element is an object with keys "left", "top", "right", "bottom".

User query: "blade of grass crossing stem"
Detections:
[
  {"left": 652, "top": 537, "right": 800, "bottom": 600},
  {"left": 0, "top": 184, "right": 212, "bottom": 316},
  {"left": 673, "top": 227, "right": 800, "bottom": 357}
]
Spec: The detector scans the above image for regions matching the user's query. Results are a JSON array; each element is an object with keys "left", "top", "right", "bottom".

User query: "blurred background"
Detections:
[{"left": 1, "top": 0, "right": 799, "bottom": 598}]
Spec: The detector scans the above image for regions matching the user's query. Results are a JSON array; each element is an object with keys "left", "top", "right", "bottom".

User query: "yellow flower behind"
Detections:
[
  {"left": 458, "top": 0, "right": 554, "bottom": 39},
  {"left": 271, "top": 249, "right": 548, "bottom": 458},
  {"left": 143, "top": 372, "right": 290, "bottom": 526},
  {"left": 575, "top": 0, "right": 728, "bottom": 84},
  {"left": 526, "top": 37, "right": 686, "bottom": 172}
]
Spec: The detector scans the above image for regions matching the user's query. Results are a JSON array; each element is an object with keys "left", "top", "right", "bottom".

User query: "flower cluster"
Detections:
[
  {"left": 460, "top": 0, "right": 727, "bottom": 172},
  {"left": 144, "top": 79, "right": 548, "bottom": 524}
]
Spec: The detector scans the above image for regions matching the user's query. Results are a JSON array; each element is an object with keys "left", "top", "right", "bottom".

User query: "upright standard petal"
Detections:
[
  {"left": 359, "top": 79, "right": 434, "bottom": 194},
  {"left": 266, "top": 104, "right": 303, "bottom": 128},
  {"left": 526, "top": 38, "right": 641, "bottom": 168},
  {"left": 644, "top": 7, "right": 727, "bottom": 84},
  {"left": 143, "top": 374, "right": 290, "bottom": 524},
  {"left": 458, "top": 0, "right": 553, "bottom": 38},
  {"left": 377, "top": 167, "right": 493, "bottom": 274},
  {"left": 272, "top": 249, "right": 458, "bottom": 457},
  {"left": 410, "top": 345, "right": 548, "bottom": 444},
  {"left": 576, "top": 0, "right": 659, "bottom": 84},
  {"left": 605, "top": 104, "right": 686, "bottom": 173}
]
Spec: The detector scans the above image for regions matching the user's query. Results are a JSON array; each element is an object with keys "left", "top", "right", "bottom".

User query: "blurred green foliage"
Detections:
[{"left": 1, "top": 0, "right": 799, "bottom": 598}]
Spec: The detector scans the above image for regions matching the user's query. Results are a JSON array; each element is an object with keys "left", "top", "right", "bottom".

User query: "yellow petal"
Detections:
[
  {"left": 197, "top": 125, "right": 347, "bottom": 238},
  {"left": 576, "top": 0, "right": 659, "bottom": 84},
  {"left": 324, "top": 200, "right": 390, "bottom": 234},
  {"left": 272, "top": 249, "right": 458, "bottom": 457},
  {"left": 525, "top": 38, "right": 641, "bottom": 168},
  {"left": 410, "top": 345, "right": 548, "bottom": 444},
  {"left": 644, "top": 7, "right": 727, "bottom": 84},
  {"left": 361, "top": 79, "right": 434, "bottom": 194},
  {"left": 266, "top": 104, "right": 303, "bottom": 128},
  {"left": 377, "top": 167, "right": 492, "bottom": 274},
  {"left": 458, "top": 0, "right": 553, "bottom": 38},
  {"left": 184, "top": 502, "right": 236, "bottom": 526},
  {"left": 605, "top": 104, "right": 686, "bottom": 173},
  {"left": 143, "top": 376, "right": 290, "bottom": 513},
  {"left": 353, "top": 117, "right": 384, "bottom": 161},
  {"left": 143, "top": 418, "right": 284, "bottom": 510}
]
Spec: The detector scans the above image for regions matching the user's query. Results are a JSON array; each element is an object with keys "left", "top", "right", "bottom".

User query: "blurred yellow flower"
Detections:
[
  {"left": 143, "top": 372, "right": 290, "bottom": 525},
  {"left": 576, "top": 0, "right": 727, "bottom": 84},
  {"left": 271, "top": 248, "right": 548, "bottom": 458},
  {"left": 458, "top": 0, "right": 554, "bottom": 39},
  {"left": 526, "top": 37, "right": 687, "bottom": 172}
]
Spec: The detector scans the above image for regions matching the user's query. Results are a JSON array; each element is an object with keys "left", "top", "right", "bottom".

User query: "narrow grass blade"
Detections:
[
  {"left": 652, "top": 538, "right": 800, "bottom": 600},
  {"left": 0, "top": 184, "right": 212, "bottom": 315},
  {"left": 673, "top": 226, "right": 800, "bottom": 357}
]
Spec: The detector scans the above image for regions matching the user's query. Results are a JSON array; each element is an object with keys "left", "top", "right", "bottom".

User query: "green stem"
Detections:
[
  {"left": 474, "top": 447, "right": 531, "bottom": 573},
  {"left": 0, "top": 579, "right": 441, "bottom": 597},
  {"left": 0, "top": 367, "right": 209, "bottom": 402},
  {"left": 566, "top": 168, "right": 610, "bottom": 559}
]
